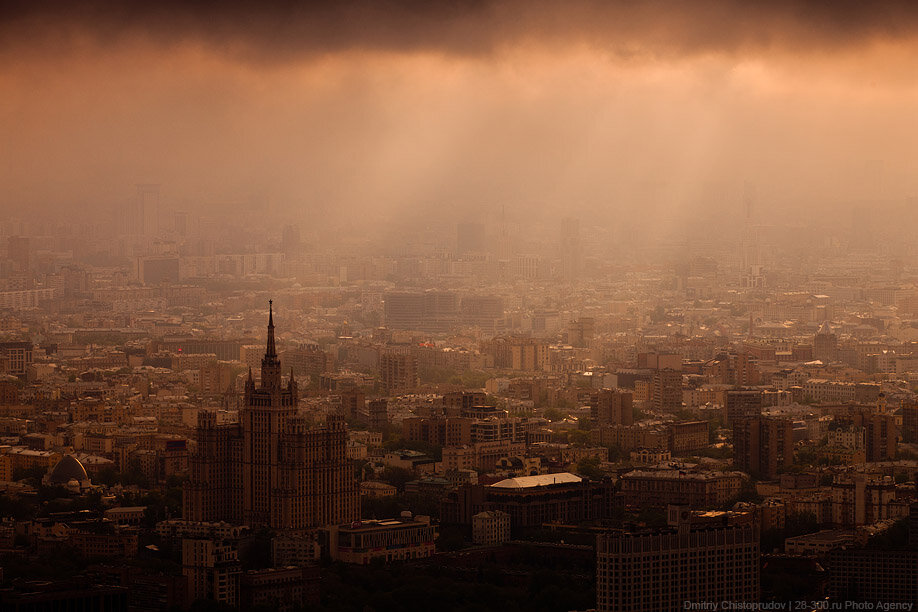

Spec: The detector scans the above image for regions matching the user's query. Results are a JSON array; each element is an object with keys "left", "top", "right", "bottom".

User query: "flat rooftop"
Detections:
[{"left": 490, "top": 473, "right": 582, "bottom": 489}]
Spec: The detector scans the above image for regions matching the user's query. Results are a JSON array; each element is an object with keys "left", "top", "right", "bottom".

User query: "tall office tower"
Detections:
[
  {"left": 813, "top": 321, "right": 838, "bottom": 363},
  {"left": 596, "top": 514, "right": 759, "bottom": 611},
  {"left": 733, "top": 416, "right": 794, "bottom": 480},
  {"left": 6, "top": 236, "right": 29, "bottom": 274},
  {"left": 651, "top": 368, "right": 682, "bottom": 412},
  {"left": 184, "top": 303, "right": 359, "bottom": 530},
  {"left": 590, "top": 388, "right": 634, "bottom": 426},
  {"left": 723, "top": 388, "right": 763, "bottom": 426}
]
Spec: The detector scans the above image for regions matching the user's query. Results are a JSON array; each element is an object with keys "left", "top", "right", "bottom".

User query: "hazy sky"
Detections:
[{"left": 3, "top": 1, "right": 918, "bottom": 234}]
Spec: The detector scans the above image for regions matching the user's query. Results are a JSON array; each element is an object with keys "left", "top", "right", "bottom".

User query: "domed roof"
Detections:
[{"left": 48, "top": 455, "right": 88, "bottom": 485}]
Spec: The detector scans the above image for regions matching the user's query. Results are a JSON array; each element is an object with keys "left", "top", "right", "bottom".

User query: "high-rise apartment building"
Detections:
[
  {"left": 365, "top": 399, "right": 389, "bottom": 431},
  {"left": 651, "top": 369, "right": 682, "bottom": 412},
  {"left": 184, "top": 303, "right": 359, "bottom": 530},
  {"left": 724, "top": 388, "right": 763, "bottom": 425},
  {"left": 814, "top": 321, "right": 838, "bottom": 363},
  {"left": 852, "top": 411, "right": 897, "bottom": 462},
  {"left": 379, "top": 349, "right": 418, "bottom": 394},
  {"left": 733, "top": 416, "right": 794, "bottom": 480},
  {"left": 703, "top": 352, "right": 760, "bottom": 386},
  {"left": 590, "top": 388, "right": 634, "bottom": 426},
  {"left": 282, "top": 344, "right": 329, "bottom": 383},
  {"left": 480, "top": 336, "right": 549, "bottom": 372}
]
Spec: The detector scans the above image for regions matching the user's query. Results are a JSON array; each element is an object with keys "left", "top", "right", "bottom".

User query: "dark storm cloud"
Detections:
[{"left": 4, "top": 0, "right": 918, "bottom": 60}]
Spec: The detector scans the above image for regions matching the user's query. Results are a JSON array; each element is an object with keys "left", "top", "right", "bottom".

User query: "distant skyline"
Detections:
[{"left": 3, "top": 1, "right": 918, "bottom": 239}]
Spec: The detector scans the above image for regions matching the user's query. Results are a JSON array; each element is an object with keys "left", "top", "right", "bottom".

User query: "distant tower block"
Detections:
[
  {"left": 496, "top": 205, "right": 512, "bottom": 262},
  {"left": 740, "top": 181, "right": 764, "bottom": 288},
  {"left": 134, "top": 183, "right": 161, "bottom": 237}
]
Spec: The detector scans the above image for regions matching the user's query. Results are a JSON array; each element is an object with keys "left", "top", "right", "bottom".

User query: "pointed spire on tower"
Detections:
[
  {"left": 266, "top": 299, "right": 277, "bottom": 358},
  {"left": 261, "top": 300, "right": 282, "bottom": 391}
]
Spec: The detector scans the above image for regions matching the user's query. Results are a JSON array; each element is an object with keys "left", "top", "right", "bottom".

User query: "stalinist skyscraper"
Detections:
[
  {"left": 185, "top": 301, "right": 359, "bottom": 530},
  {"left": 241, "top": 300, "right": 297, "bottom": 526}
]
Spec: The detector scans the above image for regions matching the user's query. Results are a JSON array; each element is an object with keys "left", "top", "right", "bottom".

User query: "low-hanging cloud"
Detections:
[
  {"left": 3, "top": 0, "right": 918, "bottom": 241},
  {"left": 4, "top": 0, "right": 918, "bottom": 62}
]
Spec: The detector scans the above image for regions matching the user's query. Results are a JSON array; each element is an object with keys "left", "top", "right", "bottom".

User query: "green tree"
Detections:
[
  {"left": 460, "top": 370, "right": 491, "bottom": 389},
  {"left": 379, "top": 467, "right": 413, "bottom": 493},
  {"left": 543, "top": 408, "right": 566, "bottom": 422},
  {"left": 567, "top": 430, "right": 590, "bottom": 447},
  {"left": 606, "top": 444, "right": 624, "bottom": 462},
  {"left": 575, "top": 456, "right": 604, "bottom": 481}
]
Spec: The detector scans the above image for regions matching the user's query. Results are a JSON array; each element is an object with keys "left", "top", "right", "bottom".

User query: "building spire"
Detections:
[
  {"left": 261, "top": 299, "right": 282, "bottom": 391},
  {"left": 266, "top": 299, "right": 277, "bottom": 358}
]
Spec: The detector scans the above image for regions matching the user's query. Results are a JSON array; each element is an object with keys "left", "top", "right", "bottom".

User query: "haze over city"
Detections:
[{"left": 4, "top": 1, "right": 918, "bottom": 239}]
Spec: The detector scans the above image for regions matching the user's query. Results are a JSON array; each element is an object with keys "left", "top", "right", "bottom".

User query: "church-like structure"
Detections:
[{"left": 184, "top": 301, "right": 359, "bottom": 530}]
